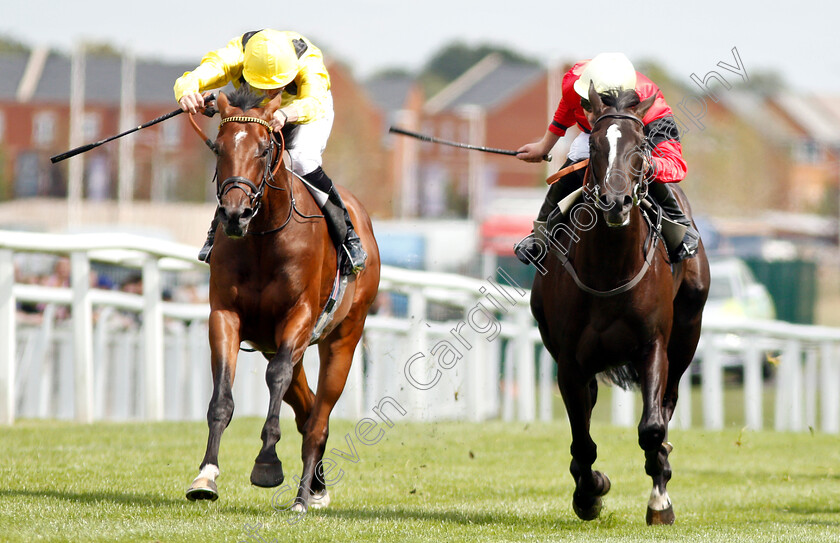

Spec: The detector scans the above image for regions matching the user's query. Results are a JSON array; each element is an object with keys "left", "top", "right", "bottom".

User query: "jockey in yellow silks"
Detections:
[{"left": 174, "top": 29, "right": 366, "bottom": 275}]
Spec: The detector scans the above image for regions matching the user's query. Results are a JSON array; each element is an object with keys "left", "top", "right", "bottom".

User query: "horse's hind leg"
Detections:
[
  {"left": 557, "top": 364, "right": 611, "bottom": 520},
  {"left": 282, "top": 363, "right": 331, "bottom": 508},
  {"left": 250, "top": 346, "right": 296, "bottom": 488},
  {"left": 292, "top": 323, "right": 363, "bottom": 513},
  {"left": 637, "top": 338, "right": 675, "bottom": 525},
  {"left": 186, "top": 311, "right": 240, "bottom": 501}
]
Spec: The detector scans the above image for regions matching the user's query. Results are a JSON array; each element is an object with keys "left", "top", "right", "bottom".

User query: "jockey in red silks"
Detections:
[{"left": 514, "top": 52, "right": 699, "bottom": 264}]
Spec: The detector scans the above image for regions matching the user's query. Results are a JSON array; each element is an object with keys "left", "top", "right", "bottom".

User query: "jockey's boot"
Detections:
[
  {"left": 198, "top": 209, "right": 220, "bottom": 263},
  {"left": 514, "top": 159, "right": 585, "bottom": 265},
  {"left": 648, "top": 181, "right": 700, "bottom": 262},
  {"left": 303, "top": 167, "right": 367, "bottom": 276}
]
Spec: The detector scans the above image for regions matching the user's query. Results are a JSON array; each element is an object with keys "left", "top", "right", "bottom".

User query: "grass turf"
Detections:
[{"left": 1, "top": 411, "right": 838, "bottom": 542}]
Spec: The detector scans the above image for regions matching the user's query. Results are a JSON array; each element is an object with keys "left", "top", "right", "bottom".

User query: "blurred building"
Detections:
[
  {"left": 0, "top": 48, "right": 214, "bottom": 203},
  {"left": 0, "top": 47, "right": 396, "bottom": 243}
]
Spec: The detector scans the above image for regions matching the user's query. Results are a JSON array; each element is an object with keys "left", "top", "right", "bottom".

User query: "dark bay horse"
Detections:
[
  {"left": 531, "top": 84, "right": 710, "bottom": 525},
  {"left": 185, "top": 87, "right": 380, "bottom": 513}
]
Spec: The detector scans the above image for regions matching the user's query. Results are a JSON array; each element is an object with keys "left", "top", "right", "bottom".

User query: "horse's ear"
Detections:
[
  {"left": 217, "top": 92, "right": 231, "bottom": 117},
  {"left": 588, "top": 80, "right": 605, "bottom": 116},
  {"left": 264, "top": 92, "right": 284, "bottom": 120},
  {"left": 632, "top": 93, "right": 657, "bottom": 121}
]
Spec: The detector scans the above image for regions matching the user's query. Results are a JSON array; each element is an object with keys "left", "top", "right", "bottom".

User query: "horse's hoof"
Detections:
[
  {"left": 186, "top": 479, "right": 218, "bottom": 501},
  {"left": 309, "top": 489, "right": 331, "bottom": 509},
  {"left": 594, "top": 471, "right": 611, "bottom": 496},
  {"left": 250, "top": 461, "right": 284, "bottom": 488},
  {"left": 572, "top": 495, "right": 603, "bottom": 521},
  {"left": 571, "top": 471, "right": 610, "bottom": 521},
  {"left": 290, "top": 501, "right": 307, "bottom": 513},
  {"left": 646, "top": 504, "right": 676, "bottom": 525}
]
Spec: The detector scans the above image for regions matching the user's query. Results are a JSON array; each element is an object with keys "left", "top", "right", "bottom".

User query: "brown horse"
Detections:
[
  {"left": 531, "top": 84, "right": 710, "bottom": 525},
  {"left": 185, "top": 86, "right": 380, "bottom": 513}
]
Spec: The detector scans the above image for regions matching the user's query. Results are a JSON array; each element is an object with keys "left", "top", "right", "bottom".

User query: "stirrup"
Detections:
[
  {"left": 669, "top": 233, "right": 699, "bottom": 263},
  {"left": 198, "top": 234, "right": 214, "bottom": 262},
  {"left": 340, "top": 238, "right": 367, "bottom": 275},
  {"left": 513, "top": 233, "right": 538, "bottom": 265},
  {"left": 514, "top": 220, "right": 548, "bottom": 265},
  {"left": 198, "top": 244, "right": 212, "bottom": 263}
]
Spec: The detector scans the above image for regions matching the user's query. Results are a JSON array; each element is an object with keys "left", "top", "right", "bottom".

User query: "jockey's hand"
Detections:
[
  {"left": 516, "top": 142, "right": 547, "bottom": 163},
  {"left": 178, "top": 92, "right": 205, "bottom": 114},
  {"left": 269, "top": 109, "right": 288, "bottom": 132},
  {"left": 269, "top": 107, "right": 299, "bottom": 132}
]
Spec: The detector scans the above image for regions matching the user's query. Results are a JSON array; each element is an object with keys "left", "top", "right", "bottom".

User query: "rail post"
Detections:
[
  {"left": 70, "top": 251, "right": 94, "bottom": 423},
  {"left": 0, "top": 249, "right": 15, "bottom": 424}
]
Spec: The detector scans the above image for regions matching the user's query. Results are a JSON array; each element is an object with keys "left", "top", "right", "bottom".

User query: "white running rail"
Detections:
[{"left": 1, "top": 230, "right": 838, "bottom": 433}]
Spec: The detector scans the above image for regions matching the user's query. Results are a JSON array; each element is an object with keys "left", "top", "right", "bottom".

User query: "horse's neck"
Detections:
[
  {"left": 576, "top": 208, "right": 647, "bottom": 277},
  {"left": 254, "top": 168, "right": 293, "bottom": 229}
]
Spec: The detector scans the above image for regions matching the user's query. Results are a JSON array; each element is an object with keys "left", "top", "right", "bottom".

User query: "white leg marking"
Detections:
[
  {"left": 309, "top": 489, "right": 331, "bottom": 509},
  {"left": 648, "top": 485, "right": 672, "bottom": 511},
  {"left": 195, "top": 464, "right": 220, "bottom": 483}
]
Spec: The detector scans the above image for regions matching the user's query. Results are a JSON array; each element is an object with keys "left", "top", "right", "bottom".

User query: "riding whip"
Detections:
[
  {"left": 389, "top": 126, "right": 552, "bottom": 162},
  {"left": 50, "top": 93, "right": 217, "bottom": 163}
]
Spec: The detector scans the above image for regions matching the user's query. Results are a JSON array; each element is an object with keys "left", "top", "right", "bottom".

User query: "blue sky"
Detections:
[{"left": 3, "top": 0, "right": 839, "bottom": 93}]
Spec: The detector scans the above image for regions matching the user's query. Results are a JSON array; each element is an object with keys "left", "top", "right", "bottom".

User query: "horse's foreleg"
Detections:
[
  {"left": 250, "top": 346, "right": 295, "bottom": 488},
  {"left": 186, "top": 310, "right": 240, "bottom": 501},
  {"left": 292, "top": 324, "right": 362, "bottom": 513},
  {"left": 557, "top": 364, "right": 611, "bottom": 521},
  {"left": 637, "top": 338, "right": 675, "bottom": 525}
]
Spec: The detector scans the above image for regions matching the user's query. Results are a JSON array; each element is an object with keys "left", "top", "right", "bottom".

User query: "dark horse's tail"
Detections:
[{"left": 599, "top": 364, "right": 640, "bottom": 391}]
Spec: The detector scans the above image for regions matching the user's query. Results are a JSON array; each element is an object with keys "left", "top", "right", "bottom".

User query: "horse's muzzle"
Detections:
[
  {"left": 219, "top": 205, "right": 254, "bottom": 238},
  {"left": 599, "top": 194, "right": 633, "bottom": 228}
]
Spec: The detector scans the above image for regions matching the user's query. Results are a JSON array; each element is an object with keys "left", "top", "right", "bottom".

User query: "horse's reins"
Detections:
[{"left": 551, "top": 112, "right": 663, "bottom": 297}]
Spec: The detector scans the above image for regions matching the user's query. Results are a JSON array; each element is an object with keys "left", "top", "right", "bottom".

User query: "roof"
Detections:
[
  {"left": 364, "top": 74, "right": 417, "bottom": 115},
  {"left": 425, "top": 53, "right": 544, "bottom": 114},
  {"left": 0, "top": 53, "right": 29, "bottom": 100},
  {"left": 0, "top": 50, "right": 197, "bottom": 105},
  {"left": 771, "top": 92, "right": 840, "bottom": 145},
  {"left": 719, "top": 90, "right": 800, "bottom": 142}
]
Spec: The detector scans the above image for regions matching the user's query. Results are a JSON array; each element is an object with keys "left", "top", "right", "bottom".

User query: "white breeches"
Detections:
[
  {"left": 288, "top": 91, "right": 334, "bottom": 176},
  {"left": 567, "top": 132, "right": 591, "bottom": 162}
]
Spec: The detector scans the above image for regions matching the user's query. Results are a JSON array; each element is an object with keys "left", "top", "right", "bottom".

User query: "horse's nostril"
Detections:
[
  {"left": 623, "top": 195, "right": 633, "bottom": 207},
  {"left": 241, "top": 208, "right": 253, "bottom": 220},
  {"left": 218, "top": 207, "right": 229, "bottom": 220}
]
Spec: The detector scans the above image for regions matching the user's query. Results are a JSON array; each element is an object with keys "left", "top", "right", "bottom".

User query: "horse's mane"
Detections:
[
  {"left": 227, "top": 85, "right": 265, "bottom": 112},
  {"left": 599, "top": 88, "right": 641, "bottom": 112}
]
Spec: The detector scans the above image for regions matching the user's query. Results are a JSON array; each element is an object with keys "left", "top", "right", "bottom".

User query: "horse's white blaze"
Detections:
[
  {"left": 234, "top": 130, "right": 248, "bottom": 146},
  {"left": 604, "top": 124, "right": 622, "bottom": 184},
  {"left": 648, "top": 485, "right": 672, "bottom": 511},
  {"left": 195, "top": 464, "right": 220, "bottom": 482}
]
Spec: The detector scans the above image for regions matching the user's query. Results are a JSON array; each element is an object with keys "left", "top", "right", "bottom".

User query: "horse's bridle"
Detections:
[
  {"left": 553, "top": 111, "right": 662, "bottom": 297},
  {"left": 585, "top": 112, "right": 652, "bottom": 207},
  {"left": 215, "top": 115, "right": 285, "bottom": 214}
]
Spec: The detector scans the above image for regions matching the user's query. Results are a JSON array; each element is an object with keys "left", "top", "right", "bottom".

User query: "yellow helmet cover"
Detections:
[{"left": 242, "top": 29, "right": 300, "bottom": 89}]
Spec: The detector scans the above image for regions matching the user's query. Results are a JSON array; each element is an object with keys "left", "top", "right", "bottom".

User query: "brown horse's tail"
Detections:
[{"left": 599, "top": 364, "right": 640, "bottom": 391}]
